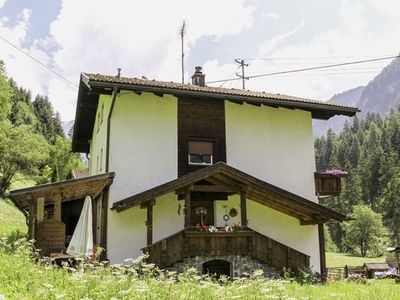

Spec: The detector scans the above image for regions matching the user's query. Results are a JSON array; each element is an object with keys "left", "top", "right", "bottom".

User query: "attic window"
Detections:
[{"left": 188, "top": 140, "right": 213, "bottom": 166}]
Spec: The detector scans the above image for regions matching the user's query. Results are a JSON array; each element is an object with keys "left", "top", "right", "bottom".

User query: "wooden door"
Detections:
[{"left": 191, "top": 200, "right": 214, "bottom": 226}]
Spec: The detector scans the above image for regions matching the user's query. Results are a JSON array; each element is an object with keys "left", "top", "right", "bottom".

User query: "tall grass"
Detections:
[
  {"left": 1, "top": 238, "right": 400, "bottom": 300},
  {"left": 326, "top": 252, "right": 385, "bottom": 268}
]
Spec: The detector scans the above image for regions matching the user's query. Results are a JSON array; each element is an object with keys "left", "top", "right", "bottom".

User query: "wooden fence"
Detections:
[{"left": 326, "top": 265, "right": 365, "bottom": 281}]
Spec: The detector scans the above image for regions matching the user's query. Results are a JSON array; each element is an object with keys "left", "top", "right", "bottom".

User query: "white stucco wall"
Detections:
[
  {"left": 89, "top": 94, "right": 112, "bottom": 175},
  {"left": 153, "top": 194, "right": 184, "bottom": 242},
  {"left": 225, "top": 101, "right": 320, "bottom": 272},
  {"left": 225, "top": 101, "right": 317, "bottom": 201},
  {"left": 247, "top": 198, "right": 320, "bottom": 271},
  {"left": 106, "top": 91, "right": 178, "bottom": 263},
  {"left": 107, "top": 193, "right": 184, "bottom": 262},
  {"left": 108, "top": 91, "right": 178, "bottom": 202},
  {"left": 214, "top": 197, "right": 241, "bottom": 227},
  {"left": 107, "top": 206, "right": 147, "bottom": 261}
]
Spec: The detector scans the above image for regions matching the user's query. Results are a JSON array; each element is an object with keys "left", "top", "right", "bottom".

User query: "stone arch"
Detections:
[{"left": 202, "top": 259, "right": 231, "bottom": 278}]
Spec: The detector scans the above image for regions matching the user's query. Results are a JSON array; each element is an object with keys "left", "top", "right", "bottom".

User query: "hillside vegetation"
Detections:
[
  {"left": 0, "top": 199, "right": 26, "bottom": 237},
  {"left": 0, "top": 60, "right": 85, "bottom": 201}
]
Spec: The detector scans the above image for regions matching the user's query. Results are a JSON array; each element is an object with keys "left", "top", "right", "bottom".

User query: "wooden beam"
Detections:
[
  {"left": 191, "top": 184, "right": 240, "bottom": 193},
  {"left": 53, "top": 194, "right": 62, "bottom": 221},
  {"left": 175, "top": 184, "right": 193, "bottom": 195},
  {"left": 318, "top": 224, "right": 327, "bottom": 282},
  {"left": 240, "top": 190, "right": 247, "bottom": 226},
  {"left": 153, "top": 92, "right": 164, "bottom": 97},
  {"left": 140, "top": 198, "right": 156, "bottom": 209},
  {"left": 184, "top": 190, "right": 191, "bottom": 227},
  {"left": 36, "top": 197, "right": 44, "bottom": 223},
  {"left": 300, "top": 218, "right": 327, "bottom": 225}
]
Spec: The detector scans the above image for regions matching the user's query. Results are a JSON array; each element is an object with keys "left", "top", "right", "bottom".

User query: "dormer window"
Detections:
[{"left": 188, "top": 140, "right": 213, "bottom": 166}]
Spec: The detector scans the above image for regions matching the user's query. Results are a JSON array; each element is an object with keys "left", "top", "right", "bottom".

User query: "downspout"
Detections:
[
  {"left": 102, "top": 87, "right": 118, "bottom": 261},
  {"left": 106, "top": 87, "right": 119, "bottom": 172}
]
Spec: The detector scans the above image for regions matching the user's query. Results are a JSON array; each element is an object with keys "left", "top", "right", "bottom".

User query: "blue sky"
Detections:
[{"left": 0, "top": 0, "right": 399, "bottom": 121}]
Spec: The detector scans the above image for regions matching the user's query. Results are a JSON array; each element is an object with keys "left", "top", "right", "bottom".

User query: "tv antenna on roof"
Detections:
[{"left": 180, "top": 20, "right": 186, "bottom": 84}]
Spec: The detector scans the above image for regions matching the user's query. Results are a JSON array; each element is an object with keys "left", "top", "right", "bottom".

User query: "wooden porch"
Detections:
[
  {"left": 142, "top": 227, "right": 309, "bottom": 271},
  {"left": 9, "top": 172, "right": 115, "bottom": 256}
]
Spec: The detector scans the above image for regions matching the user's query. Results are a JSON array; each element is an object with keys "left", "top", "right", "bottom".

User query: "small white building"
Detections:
[{"left": 11, "top": 67, "right": 358, "bottom": 278}]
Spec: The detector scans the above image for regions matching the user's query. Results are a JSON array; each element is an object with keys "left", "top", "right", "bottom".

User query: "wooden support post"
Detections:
[
  {"left": 100, "top": 188, "right": 109, "bottom": 261},
  {"left": 184, "top": 190, "right": 191, "bottom": 228},
  {"left": 141, "top": 199, "right": 155, "bottom": 246},
  {"left": 36, "top": 197, "right": 45, "bottom": 223},
  {"left": 53, "top": 194, "right": 62, "bottom": 221},
  {"left": 27, "top": 194, "right": 35, "bottom": 240},
  {"left": 95, "top": 192, "right": 103, "bottom": 245},
  {"left": 318, "top": 223, "right": 327, "bottom": 283},
  {"left": 146, "top": 201, "right": 154, "bottom": 246},
  {"left": 240, "top": 190, "right": 247, "bottom": 227}
]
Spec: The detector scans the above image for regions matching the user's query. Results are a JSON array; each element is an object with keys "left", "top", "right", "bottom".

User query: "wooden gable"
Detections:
[{"left": 112, "top": 163, "right": 345, "bottom": 225}]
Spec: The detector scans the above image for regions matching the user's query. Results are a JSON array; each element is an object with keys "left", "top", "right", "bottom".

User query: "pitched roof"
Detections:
[
  {"left": 9, "top": 172, "right": 115, "bottom": 211},
  {"left": 112, "top": 162, "right": 345, "bottom": 224},
  {"left": 72, "top": 72, "right": 359, "bottom": 153}
]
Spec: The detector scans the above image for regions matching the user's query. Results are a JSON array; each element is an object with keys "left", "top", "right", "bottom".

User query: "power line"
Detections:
[
  {"left": 219, "top": 65, "right": 241, "bottom": 88},
  {"left": 0, "top": 34, "right": 78, "bottom": 89},
  {"left": 206, "top": 55, "right": 400, "bottom": 85},
  {"left": 242, "top": 54, "right": 396, "bottom": 61},
  {"left": 270, "top": 70, "right": 384, "bottom": 77}
]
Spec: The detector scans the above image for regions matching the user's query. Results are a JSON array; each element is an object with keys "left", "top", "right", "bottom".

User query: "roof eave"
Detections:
[{"left": 88, "top": 79, "right": 359, "bottom": 119}]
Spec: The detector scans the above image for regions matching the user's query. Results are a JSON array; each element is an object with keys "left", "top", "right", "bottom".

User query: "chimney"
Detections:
[
  {"left": 117, "top": 68, "right": 121, "bottom": 78},
  {"left": 191, "top": 66, "right": 205, "bottom": 86}
]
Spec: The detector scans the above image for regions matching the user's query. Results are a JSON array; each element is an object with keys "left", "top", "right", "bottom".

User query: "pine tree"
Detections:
[{"left": 32, "top": 95, "right": 64, "bottom": 144}]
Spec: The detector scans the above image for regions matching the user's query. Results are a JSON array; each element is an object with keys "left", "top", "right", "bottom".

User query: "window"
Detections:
[
  {"left": 100, "top": 148, "right": 103, "bottom": 172},
  {"left": 97, "top": 112, "right": 100, "bottom": 132},
  {"left": 100, "top": 103, "right": 104, "bottom": 125},
  {"left": 188, "top": 140, "right": 213, "bottom": 165}
]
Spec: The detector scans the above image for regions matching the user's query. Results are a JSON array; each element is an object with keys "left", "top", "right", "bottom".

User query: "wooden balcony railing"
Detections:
[{"left": 142, "top": 227, "right": 309, "bottom": 271}]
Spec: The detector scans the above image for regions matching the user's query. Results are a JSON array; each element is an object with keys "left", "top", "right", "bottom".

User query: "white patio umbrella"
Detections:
[{"left": 66, "top": 196, "right": 93, "bottom": 257}]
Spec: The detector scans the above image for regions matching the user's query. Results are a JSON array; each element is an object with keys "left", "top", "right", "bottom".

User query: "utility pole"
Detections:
[
  {"left": 180, "top": 21, "right": 186, "bottom": 84},
  {"left": 235, "top": 58, "right": 249, "bottom": 90}
]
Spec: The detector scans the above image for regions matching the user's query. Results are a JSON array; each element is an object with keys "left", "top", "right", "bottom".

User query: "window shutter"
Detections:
[{"left": 188, "top": 141, "right": 213, "bottom": 155}]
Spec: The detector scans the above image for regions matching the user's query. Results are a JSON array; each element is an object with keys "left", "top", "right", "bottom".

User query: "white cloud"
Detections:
[
  {"left": 0, "top": 8, "right": 51, "bottom": 97},
  {"left": 43, "top": 0, "right": 254, "bottom": 120},
  {"left": 201, "top": 1, "right": 400, "bottom": 103},
  {"left": 0, "top": 0, "right": 6, "bottom": 9},
  {"left": 369, "top": 0, "right": 400, "bottom": 18},
  {"left": 47, "top": 78, "right": 76, "bottom": 119}
]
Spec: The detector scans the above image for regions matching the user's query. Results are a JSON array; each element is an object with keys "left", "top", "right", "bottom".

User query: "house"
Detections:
[{"left": 10, "top": 67, "right": 358, "bottom": 278}]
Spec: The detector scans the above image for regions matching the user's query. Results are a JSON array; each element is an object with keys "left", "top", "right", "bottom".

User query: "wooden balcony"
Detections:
[
  {"left": 142, "top": 227, "right": 309, "bottom": 271},
  {"left": 314, "top": 171, "right": 348, "bottom": 197}
]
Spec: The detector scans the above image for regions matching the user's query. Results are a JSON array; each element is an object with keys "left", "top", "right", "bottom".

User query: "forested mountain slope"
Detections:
[
  {"left": 315, "top": 110, "right": 400, "bottom": 248},
  {"left": 314, "top": 57, "right": 400, "bottom": 136}
]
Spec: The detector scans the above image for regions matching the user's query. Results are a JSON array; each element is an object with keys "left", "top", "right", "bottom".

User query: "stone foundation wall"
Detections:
[{"left": 172, "top": 255, "right": 278, "bottom": 278}]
